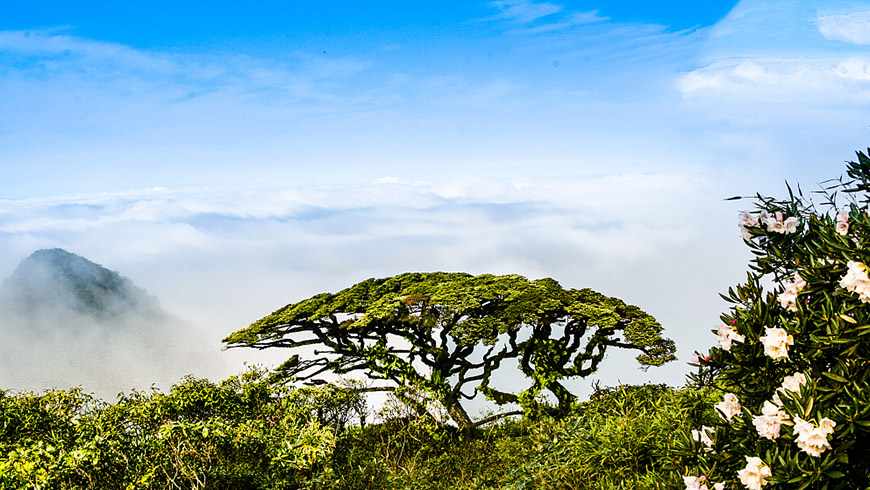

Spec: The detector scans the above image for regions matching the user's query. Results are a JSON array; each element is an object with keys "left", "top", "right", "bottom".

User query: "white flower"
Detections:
[
  {"left": 716, "top": 393, "right": 741, "bottom": 422},
  {"left": 793, "top": 417, "right": 836, "bottom": 457},
  {"left": 793, "top": 274, "right": 807, "bottom": 291},
  {"left": 776, "top": 289, "right": 797, "bottom": 311},
  {"left": 771, "top": 392, "right": 783, "bottom": 407},
  {"left": 752, "top": 401, "right": 788, "bottom": 440},
  {"left": 692, "top": 426, "right": 715, "bottom": 451},
  {"left": 684, "top": 475, "right": 725, "bottom": 490},
  {"left": 737, "top": 456, "right": 771, "bottom": 490},
  {"left": 840, "top": 261, "right": 865, "bottom": 288},
  {"left": 773, "top": 372, "right": 807, "bottom": 406},
  {"left": 740, "top": 211, "right": 759, "bottom": 228},
  {"left": 780, "top": 372, "right": 807, "bottom": 394},
  {"left": 766, "top": 217, "right": 785, "bottom": 233},
  {"left": 776, "top": 273, "right": 806, "bottom": 312},
  {"left": 840, "top": 261, "right": 870, "bottom": 303},
  {"left": 836, "top": 211, "right": 850, "bottom": 235},
  {"left": 764, "top": 211, "right": 799, "bottom": 234},
  {"left": 684, "top": 476, "right": 704, "bottom": 490},
  {"left": 717, "top": 324, "right": 746, "bottom": 351},
  {"left": 739, "top": 212, "right": 760, "bottom": 240},
  {"left": 759, "top": 327, "right": 793, "bottom": 361},
  {"left": 819, "top": 417, "right": 836, "bottom": 433}
]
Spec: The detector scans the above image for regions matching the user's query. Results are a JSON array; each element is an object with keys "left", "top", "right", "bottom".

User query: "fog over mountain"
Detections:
[
  {"left": 2, "top": 249, "right": 165, "bottom": 323},
  {"left": 0, "top": 248, "right": 227, "bottom": 399}
]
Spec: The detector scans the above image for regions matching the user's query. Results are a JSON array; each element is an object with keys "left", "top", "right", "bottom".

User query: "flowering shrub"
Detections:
[{"left": 682, "top": 148, "right": 870, "bottom": 489}]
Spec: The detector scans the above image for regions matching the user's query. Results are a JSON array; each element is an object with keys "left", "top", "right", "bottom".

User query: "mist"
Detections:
[
  {"left": 0, "top": 248, "right": 267, "bottom": 399},
  {"left": 0, "top": 174, "right": 759, "bottom": 407}
]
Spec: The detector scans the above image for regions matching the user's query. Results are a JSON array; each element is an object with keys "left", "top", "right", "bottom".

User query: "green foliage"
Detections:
[
  {"left": 504, "top": 384, "right": 718, "bottom": 490},
  {"left": 224, "top": 272, "right": 675, "bottom": 427},
  {"left": 0, "top": 366, "right": 346, "bottom": 489},
  {"left": 0, "top": 371, "right": 715, "bottom": 489},
  {"left": 680, "top": 148, "right": 870, "bottom": 488}
]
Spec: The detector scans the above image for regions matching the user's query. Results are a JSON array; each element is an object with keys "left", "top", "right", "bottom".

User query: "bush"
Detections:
[
  {"left": 680, "top": 148, "right": 870, "bottom": 489},
  {"left": 0, "top": 369, "right": 721, "bottom": 488},
  {"left": 0, "top": 366, "right": 342, "bottom": 489},
  {"left": 504, "top": 384, "right": 717, "bottom": 490}
]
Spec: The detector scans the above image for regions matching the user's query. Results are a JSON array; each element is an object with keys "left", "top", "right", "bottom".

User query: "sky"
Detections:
[{"left": 2, "top": 0, "right": 870, "bottom": 404}]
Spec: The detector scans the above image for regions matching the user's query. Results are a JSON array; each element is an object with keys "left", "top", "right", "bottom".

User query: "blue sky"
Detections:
[
  {"left": 2, "top": 0, "right": 870, "bottom": 398},
  {"left": 0, "top": 0, "right": 747, "bottom": 197}
]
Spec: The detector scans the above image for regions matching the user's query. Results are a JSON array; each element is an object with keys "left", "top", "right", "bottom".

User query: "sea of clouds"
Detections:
[{"left": 0, "top": 172, "right": 758, "bottom": 407}]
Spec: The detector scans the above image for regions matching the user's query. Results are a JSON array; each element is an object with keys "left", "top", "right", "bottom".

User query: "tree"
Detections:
[
  {"left": 223, "top": 272, "right": 676, "bottom": 428},
  {"left": 680, "top": 148, "right": 870, "bottom": 488}
]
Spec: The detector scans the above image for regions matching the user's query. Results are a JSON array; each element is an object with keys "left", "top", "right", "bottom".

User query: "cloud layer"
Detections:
[{"left": 0, "top": 172, "right": 745, "bottom": 396}]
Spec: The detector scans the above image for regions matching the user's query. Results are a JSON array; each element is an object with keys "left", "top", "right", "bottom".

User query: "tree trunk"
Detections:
[
  {"left": 547, "top": 381, "right": 577, "bottom": 415},
  {"left": 444, "top": 399, "right": 473, "bottom": 429}
]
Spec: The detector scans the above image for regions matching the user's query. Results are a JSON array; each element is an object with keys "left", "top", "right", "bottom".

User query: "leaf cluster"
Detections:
[
  {"left": 680, "top": 148, "right": 870, "bottom": 488},
  {"left": 0, "top": 366, "right": 354, "bottom": 489}
]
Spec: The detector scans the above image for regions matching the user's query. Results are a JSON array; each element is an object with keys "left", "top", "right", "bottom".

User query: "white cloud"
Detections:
[
  {"left": 0, "top": 29, "right": 176, "bottom": 73},
  {"left": 678, "top": 57, "right": 870, "bottom": 99},
  {"left": 817, "top": 11, "right": 870, "bottom": 45},
  {"left": 0, "top": 172, "right": 718, "bottom": 305},
  {"left": 0, "top": 172, "right": 710, "bottom": 239},
  {"left": 0, "top": 171, "right": 740, "bottom": 395}
]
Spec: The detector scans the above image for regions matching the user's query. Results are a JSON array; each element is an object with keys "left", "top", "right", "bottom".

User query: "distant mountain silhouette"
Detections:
[
  {"left": 0, "top": 248, "right": 229, "bottom": 399},
  {"left": 0, "top": 248, "right": 164, "bottom": 322}
]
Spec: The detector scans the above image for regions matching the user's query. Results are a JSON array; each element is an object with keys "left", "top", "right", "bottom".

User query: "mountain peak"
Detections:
[
  {"left": 0, "top": 249, "right": 230, "bottom": 399},
  {"left": 1, "top": 248, "right": 163, "bottom": 321}
]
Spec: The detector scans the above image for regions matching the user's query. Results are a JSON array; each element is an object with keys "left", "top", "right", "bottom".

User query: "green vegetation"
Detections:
[
  {"left": 0, "top": 370, "right": 717, "bottom": 489},
  {"left": 0, "top": 367, "right": 339, "bottom": 489},
  {"left": 223, "top": 272, "right": 676, "bottom": 428},
  {"left": 678, "top": 149, "right": 870, "bottom": 488},
  {"left": 10, "top": 147, "right": 870, "bottom": 488}
]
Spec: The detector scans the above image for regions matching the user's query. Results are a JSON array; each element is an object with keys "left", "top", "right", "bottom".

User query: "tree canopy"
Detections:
[{"left": 224, "top": 272, "right": 676, "bottom": 427}]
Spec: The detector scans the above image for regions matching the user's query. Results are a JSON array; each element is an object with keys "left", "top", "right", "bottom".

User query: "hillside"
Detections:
[
  {"left": 0, "top": 249, "right": 225, "bottom": 398},
  {"left": 0, "top": 248, "right": 165, "bottom": 323}
]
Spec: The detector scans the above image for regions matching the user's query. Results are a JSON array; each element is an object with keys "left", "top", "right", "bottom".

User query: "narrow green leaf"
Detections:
[{"left": 821, "top": 372, "right": 849, "bottom": 384}]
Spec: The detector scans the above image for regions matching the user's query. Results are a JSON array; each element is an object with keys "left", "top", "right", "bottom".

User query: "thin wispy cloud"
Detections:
[
  {"left": 678, "top": 2, "right": 870, "bottom": 99},
  {"left": 519, "top": 10, "right": 610, "bottom": 34},
  {"left": 0, "top": 173, "right": 719, "bottom": 297},
  {"left": 0, "top": 172, "right": 710, "bottom": 236},
  {"left": 488, "top": 0, "right": 563, "bottom": 23},
  {"left": 481, "top": 0, "right": 609, "bottom": 36},
  {"left": 673, "top": 0, "right": 870, "bottom": 185},
  {"left": 0, "top": 28, "right": 374, "bottom": 105}
]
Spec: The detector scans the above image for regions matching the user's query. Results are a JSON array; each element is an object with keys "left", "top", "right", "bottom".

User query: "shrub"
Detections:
[
  {"left": 0, "top": 366, "right": 339, "bottom": 489},
  {"left": 505, "top": 384, "right": 717, "bottom": 490},
  {"left": 680, "top": 148, "right": 870, "bottom": 489}
]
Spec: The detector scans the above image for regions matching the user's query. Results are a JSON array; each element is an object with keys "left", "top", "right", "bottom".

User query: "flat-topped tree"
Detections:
[{"left": 223, "top": 272, "right": 675, "bottom": 428}]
